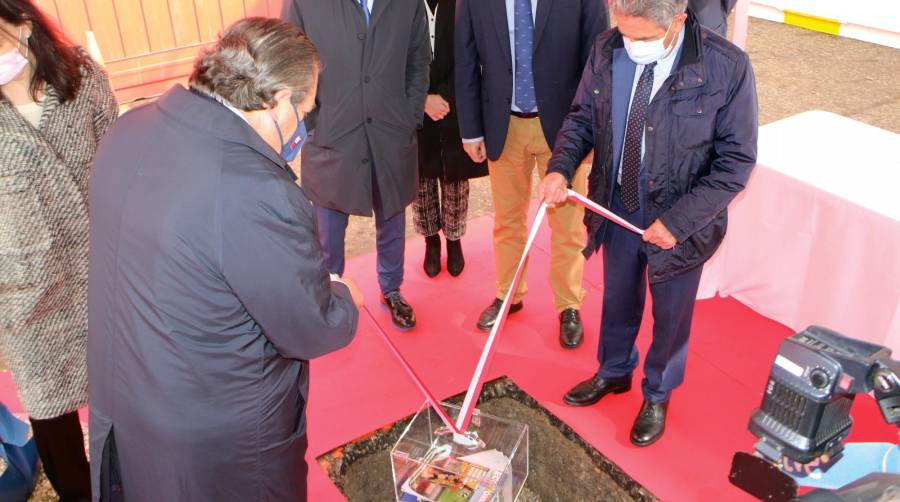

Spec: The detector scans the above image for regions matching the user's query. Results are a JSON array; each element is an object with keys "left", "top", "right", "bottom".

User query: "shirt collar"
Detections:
[
  {"left": 216, "top": 97, "right": 252, "bottom": 125},
  {"left": 659, "top": 24, "right": 686, "bottom": 67}
]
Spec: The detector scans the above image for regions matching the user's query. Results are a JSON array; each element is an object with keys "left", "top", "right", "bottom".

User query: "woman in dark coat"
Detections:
[
  {"left": 416, "top": 0, "right": 488, "bottom": 277},
  {"left": 0, "top": 1, "right": 116, "bottom": 499}
]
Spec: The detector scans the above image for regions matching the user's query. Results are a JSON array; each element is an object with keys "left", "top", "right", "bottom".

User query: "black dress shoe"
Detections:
[
  {"left": 563, "top": 375, "right": 631, "bottom": 406},
  {"left": 423, "top": 235, "right": 441, "bottom": 278},
  {"left": 630, "top": 400, "right": 668, "bottom": 447},
  {"left": 476, "top": 298, "right": 523, "bottom": 332},
  {"left": 559, "top": 308, "right": 583, "bottom": 349},
  {"left": 382, "top": 290, "right": 416, "bottom": 331},
  {"left": 446, "top": 238, "right": 465, "bottom": 277}
]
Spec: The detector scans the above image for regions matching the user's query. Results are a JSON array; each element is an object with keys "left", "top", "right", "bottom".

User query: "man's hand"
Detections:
[
  {"left": 463, "top": 140, "right": 487, "bottom": 163},
  {"left": 642, "top": 219, "right": 677, "bottom": 249},
  {"left": 332, "top": 275, "right": 365, "bottom": 307},
  {"left": 424, "top": 94, "right": 450, "bottom": 122},
  {"left": 537, "top": 172, "right": 570, "bottom": 208}
]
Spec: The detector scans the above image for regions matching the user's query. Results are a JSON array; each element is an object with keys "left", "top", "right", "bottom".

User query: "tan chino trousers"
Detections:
[{"left": 489, "top": 115, "right": 588, "bottom": 312}]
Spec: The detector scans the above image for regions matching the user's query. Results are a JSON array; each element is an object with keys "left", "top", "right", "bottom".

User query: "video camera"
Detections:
[{"left": 730, "top": 326, "right": 900, "bottom": 501}]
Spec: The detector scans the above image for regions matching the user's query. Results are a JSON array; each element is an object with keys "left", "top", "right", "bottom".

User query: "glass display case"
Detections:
[{"left": 390, "top": 402, "right": 528, "bottom": 502}]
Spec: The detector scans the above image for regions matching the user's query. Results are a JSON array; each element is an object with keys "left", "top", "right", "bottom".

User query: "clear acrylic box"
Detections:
[{"left": 390, "top": 401, "right": 528, "bottom": 502}]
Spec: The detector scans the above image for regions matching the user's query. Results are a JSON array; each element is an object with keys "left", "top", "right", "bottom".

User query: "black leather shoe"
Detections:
[
  {"left": 559, "top": 308, "right": 583, "bottom": 349},
  {"left": 476, "top": 298, "right": 523, "bottom": 332},
  {"left": 382, "top": 290, "right": 416, "bottom": 331},
  {"left": 423, "top": 235, "right": 441, "bottom": 278},
  {"left": 563, "top": 375, "right": 631, "bottom": 406},
  {"left": 630, "top": 400, "right": 668, "bottom": 447},
  {"left": 446, "top": 238, "right": 465, "bottom": 277}
]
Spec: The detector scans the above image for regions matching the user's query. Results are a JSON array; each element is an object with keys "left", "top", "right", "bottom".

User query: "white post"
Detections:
[
  {"left": 85, "top": 31, "right": 105, "bottom": 66},
  {"left": 731, "top": 0, "right": 751, "bottom": 50}
]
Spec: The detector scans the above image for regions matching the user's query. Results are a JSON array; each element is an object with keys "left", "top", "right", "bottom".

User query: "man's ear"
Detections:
[{"left": 273, "top": 88, "right": 293, "bottom": 108}]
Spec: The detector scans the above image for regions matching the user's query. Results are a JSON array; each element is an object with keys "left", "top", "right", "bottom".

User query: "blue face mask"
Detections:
[{"left": 273, "top": 101, "right": 307, "bottom": 162}]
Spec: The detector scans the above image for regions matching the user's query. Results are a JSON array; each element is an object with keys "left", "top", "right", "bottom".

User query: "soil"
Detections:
[
  {"left": 338, "top": 398, "right": 637, "bottom": 502},
  {"left": 322, "top": 378, "right": 654, "bottom": 502}
]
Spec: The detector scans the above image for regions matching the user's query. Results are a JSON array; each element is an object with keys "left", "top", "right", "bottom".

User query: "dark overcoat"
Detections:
[
  {"left": 283, "top": 0, "right": 431, "bottom": 218},
  {"left": 418, "top": 0, "right": 487, "bottom": 182},
  {"left": 87, "top": 85, "right": 359, "bottom": 501},
  {"left": 547, "top": 13, "right": 758, "bottom": 283},
  {"left": 688, "top": 0, "right": 738, "bottom": 36}
]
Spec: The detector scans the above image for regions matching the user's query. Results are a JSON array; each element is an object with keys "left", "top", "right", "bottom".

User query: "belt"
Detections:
[{"left": 511, "top": 110, "right": 539, "bottom": 119}]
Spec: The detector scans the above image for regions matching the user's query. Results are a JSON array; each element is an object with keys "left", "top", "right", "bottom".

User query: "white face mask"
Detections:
[
  {"left": 0, "top": 27, "right": 29, "bottom": 86},
  {"left": 623, "top": 19, "right": 676, "bottom": 65}
]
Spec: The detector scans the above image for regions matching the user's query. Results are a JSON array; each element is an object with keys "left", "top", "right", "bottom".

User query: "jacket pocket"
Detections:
[
  {"left": 0, "top": 175, "right": 53, "bottom": 282},
  {"left": 671, "top": 97, "right": 717, "bottom": 149},
  {"left": 0, "top": 175, "right": 53, "bottom": 325},
  {"left": 680, "top": 210, "right": 728, "bottom": 264}
]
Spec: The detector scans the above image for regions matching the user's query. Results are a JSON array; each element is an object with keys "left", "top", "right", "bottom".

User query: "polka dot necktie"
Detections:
[
  {"left": 621, "top": 62, "right": 656, "bottom": 214},
  {"left": 513, "top": 0, "right": 536, "bottom": 112}
]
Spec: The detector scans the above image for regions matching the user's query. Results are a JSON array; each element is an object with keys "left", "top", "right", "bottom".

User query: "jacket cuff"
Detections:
[
  {"left": 658, "top": 211, "right": 691, "bottom": 244},
  {"left": 546, "top": 163, "right": 575, "bottom": 185}
]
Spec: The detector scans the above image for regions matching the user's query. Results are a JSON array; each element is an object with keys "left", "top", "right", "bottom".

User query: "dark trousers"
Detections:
[
  {"left": 30, "top": 411, "right": 91, "bottom": 502},
  {"left": 597, "top": 189, "right": 703, "bottom": 404},
  {"left": 315, "top": 165, "right": 405, "bottom": 294}
]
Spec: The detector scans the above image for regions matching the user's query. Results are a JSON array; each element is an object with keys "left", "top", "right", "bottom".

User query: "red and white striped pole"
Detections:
[{"left": 373, "top": 190, "right": 644, "bottom": 434}]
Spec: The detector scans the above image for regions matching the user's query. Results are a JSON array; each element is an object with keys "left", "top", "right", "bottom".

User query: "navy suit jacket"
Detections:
[{"left": 455, "top": 0, "right": 608, "bottom": 161}]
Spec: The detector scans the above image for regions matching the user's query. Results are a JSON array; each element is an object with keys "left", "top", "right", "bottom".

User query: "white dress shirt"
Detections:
[{"left": 424, "top": 0, "right": 436, "bottom": 54}]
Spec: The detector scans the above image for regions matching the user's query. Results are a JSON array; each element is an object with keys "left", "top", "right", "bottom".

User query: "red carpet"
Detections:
[{"left": 1, "top": 206, "right": 894, "bottom": 500}]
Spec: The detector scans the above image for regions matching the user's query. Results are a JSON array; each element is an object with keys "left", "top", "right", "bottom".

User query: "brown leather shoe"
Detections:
[
  {"left": 563, "top": 375, "right": 631, "bottom": 406},
  {"left": 630, "top": 400, "right": 668, "bottom": 447},
  {"left": 476, "top": 298, "right": 523, "bottom": 331}
]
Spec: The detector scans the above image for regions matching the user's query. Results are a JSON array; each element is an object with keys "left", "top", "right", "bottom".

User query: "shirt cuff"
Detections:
[
  {"left": 330, "top": 273, "right": 348, "bottom": 287},
  {"left": 461, "top": 137, "right": 484, "bottom": 144}
]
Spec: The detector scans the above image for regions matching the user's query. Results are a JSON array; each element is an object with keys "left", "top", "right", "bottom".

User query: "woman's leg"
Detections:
[
  {"left": 441, "top": 179, "right": 470, "bottom": 276},
  {"left": 30, "top": 411, "right": 91, "bottom": 502},
  {"left": 413, "top": 177, "right": 441, "bottom": 238},
  {"left": 439, "top": 179, "right": 470, "bottom": 241},
  {"left": 413, "top": 177, "right": 442, "bottom": 277}
]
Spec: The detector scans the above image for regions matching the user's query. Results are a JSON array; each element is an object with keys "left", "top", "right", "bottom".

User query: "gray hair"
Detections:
[
  {"left": 610, "top": 0, "right": 689, "bottom": 29},
  {"left": 189, "top": 17, "right": 319, "bottom": 111}
]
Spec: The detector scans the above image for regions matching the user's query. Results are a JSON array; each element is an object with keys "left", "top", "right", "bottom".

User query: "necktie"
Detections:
[
  {"left": 360, "top": 0, "right": 371, "bottom": 25},
  {"left": 513, "top": 0, "right": 536, "bottom": 112},
  {"left": 620, "top": 62, "right": 656, "bottom": 214}
]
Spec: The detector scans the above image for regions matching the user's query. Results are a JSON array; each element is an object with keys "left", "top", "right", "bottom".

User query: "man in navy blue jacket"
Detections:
[
  {"left": 539, "top": 0, "right": 757, "bottom": 446},
  {"left": 455, "top": 0, "right": 608, "bottom": 348}
]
